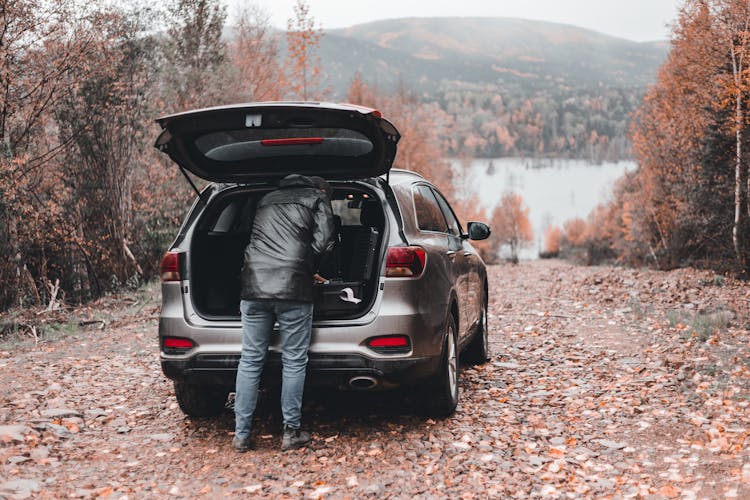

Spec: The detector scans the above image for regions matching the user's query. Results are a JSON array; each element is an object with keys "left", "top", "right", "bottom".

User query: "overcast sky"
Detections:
[{"left": 228, "top": 0, "right": 682, "bottom": 42}]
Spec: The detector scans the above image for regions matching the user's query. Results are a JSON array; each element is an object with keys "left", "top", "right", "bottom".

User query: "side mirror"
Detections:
[{"left": 465, "top": 222, "right": 491, "bottom": 241}]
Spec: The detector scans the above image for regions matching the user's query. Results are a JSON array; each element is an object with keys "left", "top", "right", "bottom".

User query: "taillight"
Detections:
[
  {"left": 385, "top": 246, "right": 426, "bottom": 277},
  {"left": 162, "top": 337, "right": 195, "bottom": 354},
  {"left": 160, "top": 251, "right": 181, "bottom": 282},
  {"left": 367, "top": 335, "right": 411, "bottom": 354}
]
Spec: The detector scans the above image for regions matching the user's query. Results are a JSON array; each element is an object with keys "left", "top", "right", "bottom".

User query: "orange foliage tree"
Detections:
[
  {"left": 598, "top": 0, "right": 749, "bottom": 273},
  {"left": 490, "top": 193, "right": 533, "bottom": 264},
  {"left": 285, "top": 0, "right": 325, "bottom": 100},
  {"left": 563, "top": 218, "right": 587, "bottom": 247},
  {"left": 542, "top": 225, "right": 563, "bottom": 256}
]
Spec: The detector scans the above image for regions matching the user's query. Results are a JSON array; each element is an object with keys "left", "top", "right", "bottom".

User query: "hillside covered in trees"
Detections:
[{"left": 317, "top": 18, "right": 668, "bottom": 160}]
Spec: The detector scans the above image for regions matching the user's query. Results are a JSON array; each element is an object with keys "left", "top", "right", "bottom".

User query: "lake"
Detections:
[{"left": 453, "top": 158, "right": 635, "bottom": 259}]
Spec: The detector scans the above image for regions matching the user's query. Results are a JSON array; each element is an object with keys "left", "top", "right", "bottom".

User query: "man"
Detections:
[{"left": 233, "top": 174, "right": 335, "bottom": 452}]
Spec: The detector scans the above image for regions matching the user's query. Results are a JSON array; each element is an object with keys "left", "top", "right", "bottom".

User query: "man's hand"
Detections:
[{"left": 313, "top": 273, "right": 329, "bottom": 284}]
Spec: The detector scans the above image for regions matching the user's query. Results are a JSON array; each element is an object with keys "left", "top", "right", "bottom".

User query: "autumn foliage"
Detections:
[
  {"left": 0, "top": 0, "right": 492, "bottom": 313},
  {"left": 0, "top": 0, "right": 321, "bottom": 311},
  {"left": 558, "top": 0, "right": 750, "bottom": 275},
  {"left": 285, "top": 0, "right": 326, "bottom": 100},
  {"left": 542, "top": 226, "right": 563, "bottom": 257},
  {"left": 345, "top": 72, "right": 498, "bottom": 260},
  {"left": 489, "top": 193, "right": 534, "bottom": 264},
  {"left": 563, "top": 218, "right": 587, "bottom": 247}
]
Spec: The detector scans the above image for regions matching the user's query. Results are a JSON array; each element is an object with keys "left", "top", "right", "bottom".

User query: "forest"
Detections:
[
  {"left": 554, "top": 0, "right": 750, "bottom": 278},
  {"left": 3, "top": 0, "right": 749, "bottom": 315},
  {"left": 435, "top": 82, "right": 640, "bottom": 162},
  {"left": 0, "top": 0, "right": 466, "bottom": 312}
]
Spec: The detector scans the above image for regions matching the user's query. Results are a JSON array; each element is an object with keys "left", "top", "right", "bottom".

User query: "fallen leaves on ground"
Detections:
[{"left": 0, "top": 261, "right": 748, "bottom": 498}]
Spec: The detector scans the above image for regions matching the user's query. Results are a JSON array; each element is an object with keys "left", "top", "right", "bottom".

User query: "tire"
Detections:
[
  {"left": 463, "top": 296, "right": 490, "bottom": 365},
  {"left": 173, "top": 381, "right": 228, "bottom": 418},
  {"left": 428, "top": 314, "right": 459, "bottom": 418}
]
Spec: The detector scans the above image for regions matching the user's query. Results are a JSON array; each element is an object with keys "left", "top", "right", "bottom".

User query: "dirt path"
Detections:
[{"left": 1, "top": 260, "right": 749, "bottom": 498}]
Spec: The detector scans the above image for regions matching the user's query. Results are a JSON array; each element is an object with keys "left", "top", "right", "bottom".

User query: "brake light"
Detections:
[
  {"left": 367, "top": 335, "right": 411, "bottom": 354},
  {"left": 162, "top": 337, "right": 195, "bottom": 354},
  {"left": 260, "top": 137, "right": 324, "bottom": 146},
  {"left": 368, "top": 336, "right": 409, "bottom": 347},
  {"left": 163, "top": 337, "right": 194, "bottom": 349},
  {"left": 385, "top": 246, "right": 426, "bottom": 277},
  {"left": 160, "top": 251, "right": 181, "bottom": 282}
]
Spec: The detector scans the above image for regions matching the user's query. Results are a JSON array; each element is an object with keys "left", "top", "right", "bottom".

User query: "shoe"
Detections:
[
  {"left": 232, "top": 435, "right": 254, "bottom": 452},
  {"left": 281, "top": 425, "right": 311, "bottom": 451}
]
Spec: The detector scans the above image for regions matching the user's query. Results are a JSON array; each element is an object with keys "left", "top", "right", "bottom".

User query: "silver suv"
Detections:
[{"left": 155, "top": 102, "right": 491, "bottom": 418}]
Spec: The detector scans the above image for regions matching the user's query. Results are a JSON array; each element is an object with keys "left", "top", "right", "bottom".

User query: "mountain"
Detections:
[{"left": 319, "top": 17, "right": 669, "bottom": 97}]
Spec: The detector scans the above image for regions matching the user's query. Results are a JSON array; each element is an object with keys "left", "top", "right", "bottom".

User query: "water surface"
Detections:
[{"left": 454, "top": 158, "right": 635, "bottom": 258}]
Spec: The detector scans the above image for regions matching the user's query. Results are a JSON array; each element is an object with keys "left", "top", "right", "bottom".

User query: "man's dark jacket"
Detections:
[{"left": 240, "top": 174, "right": 335, "bottom": 303}]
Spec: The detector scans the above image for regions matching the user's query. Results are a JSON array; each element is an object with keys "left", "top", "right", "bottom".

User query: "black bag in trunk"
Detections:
[{"left": 314, "top": 227, "right": 379, "bottom": 317}]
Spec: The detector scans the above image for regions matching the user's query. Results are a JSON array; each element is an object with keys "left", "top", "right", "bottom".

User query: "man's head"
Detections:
[{"left": 310, "top": 176, "right": 332, "bottom": 199}]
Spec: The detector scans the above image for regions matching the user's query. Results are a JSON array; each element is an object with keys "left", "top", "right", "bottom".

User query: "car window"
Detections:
[
  {"left": 432, "top": 189, "right": 462, "bottom": 236},
  {"left": 413, "top": 185, "right": 448, "bottom": 232},
  {"left": 203, "top": 197, "right": 256, "bottom": 233},
  {"left": 331, "top": 199, "right": 361, "bottom": 225}
]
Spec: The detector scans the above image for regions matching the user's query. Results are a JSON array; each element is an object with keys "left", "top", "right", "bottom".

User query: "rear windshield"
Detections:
[{"left": 195, "top": 128, "right": 373, "bottom": 162}]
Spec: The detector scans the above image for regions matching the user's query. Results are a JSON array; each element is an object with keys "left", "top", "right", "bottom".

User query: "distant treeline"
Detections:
[{"left": 433, "top": 82, "right": 642, "bottom": 162}]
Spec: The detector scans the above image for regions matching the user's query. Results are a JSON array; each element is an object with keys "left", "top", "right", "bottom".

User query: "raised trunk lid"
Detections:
[{"left": 155, "top": 102, "right": 400, "bottom": 183}]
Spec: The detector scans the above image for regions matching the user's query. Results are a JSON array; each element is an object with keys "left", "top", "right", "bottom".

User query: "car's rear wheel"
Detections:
[
  {"left": 428, "top": 314, "right": 459, "bottom": 418},
  {"left": 173, "top": 382, "right": 228, "bottom": 417},
  {"left": 464, "top": 295, "right": 490, "bottom": 365}
]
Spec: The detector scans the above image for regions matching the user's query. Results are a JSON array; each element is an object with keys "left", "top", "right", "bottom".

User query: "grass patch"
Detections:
[
  {"left": 0, "top": 279, "right": 160, "bottom": 349},
  {"left": 697, "top": 275, "right": 726, "bottom": 287},
  {"left": 667, "top": 309, "right": 733, "bottom": 342},
  {"left": 0, "top": 310, "right": 81, "bottom": 348}
]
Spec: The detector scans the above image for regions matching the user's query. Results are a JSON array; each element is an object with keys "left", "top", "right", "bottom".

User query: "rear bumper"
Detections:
[
  {"left": 159, "top": 276, "right": 449, "bottom": 390},
  {"left": 161, "top": 352, "right": 441, "bottom": 390}
]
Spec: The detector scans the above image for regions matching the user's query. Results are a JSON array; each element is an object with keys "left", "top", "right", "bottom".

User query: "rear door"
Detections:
[
  {"left": 412, "top": 184, "right": 471, "bottom": 338},
  {"left": 432, "top": 188, "right": 481, "bottom": 339},
  {"left": 154, "top": 102, "right": 400, "bottom": 182}
]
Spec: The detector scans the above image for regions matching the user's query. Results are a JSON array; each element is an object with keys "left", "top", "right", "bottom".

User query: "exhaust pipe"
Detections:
[{"left": 348, "top": 376, "right": 378, "bottom": 390}]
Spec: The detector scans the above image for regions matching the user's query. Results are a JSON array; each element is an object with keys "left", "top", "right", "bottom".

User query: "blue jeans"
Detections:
[{"left": 234, "top": 299, "right": 314, "bottom": 440}]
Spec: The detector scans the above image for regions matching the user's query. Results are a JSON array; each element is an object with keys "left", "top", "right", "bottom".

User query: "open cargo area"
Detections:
[{"left": 189, "top": 184, "right": 386, "bottom": 320}]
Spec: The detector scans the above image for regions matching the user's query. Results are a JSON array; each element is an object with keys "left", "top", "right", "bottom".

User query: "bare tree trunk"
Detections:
[
  {"left": 734, "top": 119, "right": 748, "bottom": 274},
  {"left": 731, "top": 27, "right": 750, "bottom": 275}
]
